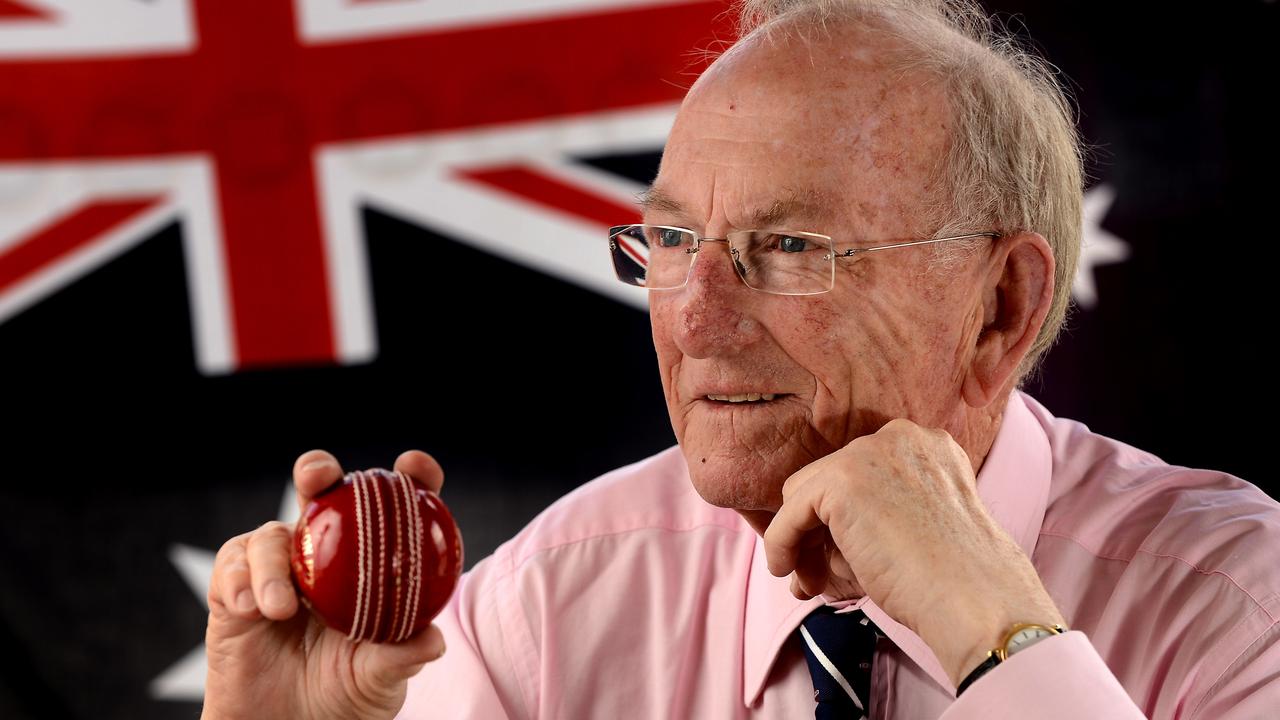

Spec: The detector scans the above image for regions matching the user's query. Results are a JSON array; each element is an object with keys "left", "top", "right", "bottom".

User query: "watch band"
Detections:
[{"left": 956, "top": 651, "right": 1000, "bottom": 696}]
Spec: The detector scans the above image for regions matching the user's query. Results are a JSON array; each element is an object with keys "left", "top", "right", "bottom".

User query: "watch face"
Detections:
[{"left": 1007, "top": 626, "right": 1055, "bottom": 654}]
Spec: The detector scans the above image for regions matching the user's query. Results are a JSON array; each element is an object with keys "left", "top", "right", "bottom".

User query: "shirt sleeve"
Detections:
[
  {"left": 1187, "top": 620, "right": 1280, "bottom": 720},
  {"left": 939, "top": 632, "right": 1146, "bottom": 719},
  {"left": 396, "top": 543, "right": 532, "bottom": 720},
  {"left": 941, "top": 618, "right": 1280, "bottom": 720}
]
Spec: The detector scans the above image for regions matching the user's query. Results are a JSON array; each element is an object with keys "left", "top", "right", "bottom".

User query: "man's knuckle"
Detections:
[
  {"left": 882, "top": 417, "right": 910, "bottom": 433},
  {"left": 225, "top": 560, "right": 250, "bottom": 583},
  {"left": 251, "top": 521, "right": 291, "bottom": 543},
  {"left": 215, "top": 535, "right": 246, "bottom": 561},
  {"left": 214, "top": 557, "right": 250, "bottom": 597}
]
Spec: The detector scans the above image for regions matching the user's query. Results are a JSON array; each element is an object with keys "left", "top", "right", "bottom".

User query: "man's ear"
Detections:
[{"left": 962, "top": 231, "right": 1055, "bottom": 408}]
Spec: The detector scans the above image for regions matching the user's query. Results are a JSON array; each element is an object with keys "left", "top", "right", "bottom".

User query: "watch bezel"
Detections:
[{"left": 996, "top": 622, "right": 1066, "bottom": 660}]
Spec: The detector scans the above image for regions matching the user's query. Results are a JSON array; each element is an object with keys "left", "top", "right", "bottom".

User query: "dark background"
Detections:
[{"left": 1, "top": 1, "right": 1276, "bottom": 718}]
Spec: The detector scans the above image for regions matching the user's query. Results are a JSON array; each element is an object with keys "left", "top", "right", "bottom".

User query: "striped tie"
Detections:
[{"left": 798, "top": 606, "right": 881, "bottom": 719}]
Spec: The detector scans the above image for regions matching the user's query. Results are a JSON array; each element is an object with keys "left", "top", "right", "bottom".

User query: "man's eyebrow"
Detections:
[
  {"left": 749, "top": 192, "right": 829, "bottom": 228},
  {"left": 637, "top": 186, "right": 829, "bottom": 227},
  {"left": 637, "top": 186, "right": 684, "bottom": 216}
]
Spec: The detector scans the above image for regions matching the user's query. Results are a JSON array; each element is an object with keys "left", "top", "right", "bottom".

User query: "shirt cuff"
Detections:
[{"left": 940, "top": 631, "right": 1146, "bottom": 719}]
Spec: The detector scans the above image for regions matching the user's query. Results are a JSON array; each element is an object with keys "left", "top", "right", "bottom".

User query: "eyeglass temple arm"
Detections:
[{"left": 834, "top": 232, "right": 1000, "bottom": 257}]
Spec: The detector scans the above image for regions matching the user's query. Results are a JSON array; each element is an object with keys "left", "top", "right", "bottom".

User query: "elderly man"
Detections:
[{"left": 200, "top": 1, "right": 1279, "bottom": 718}]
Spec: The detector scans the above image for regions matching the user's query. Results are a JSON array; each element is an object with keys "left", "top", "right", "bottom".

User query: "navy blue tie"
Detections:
[{"left": 798, "top": 606, "right": 881, "bottom": 719}]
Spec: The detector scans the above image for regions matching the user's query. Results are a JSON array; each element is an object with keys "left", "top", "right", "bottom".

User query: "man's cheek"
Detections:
[{"left": 648, "top": 300, "right": 677, "bottom": 350}]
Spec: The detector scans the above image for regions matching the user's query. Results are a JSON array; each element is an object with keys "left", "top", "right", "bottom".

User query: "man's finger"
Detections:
[
  {"left": 361, "top": 623, "right": 447, "bottom": 693},
  {"left": 790, "top": 575, "right": 815, "bottom": 600},
  {"left": 763, "top": 478, "right": 828, "bottom": 577},
  {"left": 245, "top": 521, "right": 298, "bottom": 621},
  {"left": 393, "top": 450, "right": 445, "bottom": 495},
  {"left": 824, "top": 543, "right": 865, "bottom": 599},
  {"left": 209, "top": 533, "right": 260, "bottom": 623},
  {"left": 793, "top": 531, "right": 831, "bottom": 598},
  {"left": 294, "top": 449, "right": 345, "bottom": 514},
  {"left": 779, "top": 455, "right": 825, "bottom": 501}
]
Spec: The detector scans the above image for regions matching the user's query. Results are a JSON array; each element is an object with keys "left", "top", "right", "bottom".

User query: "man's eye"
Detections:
[
  {"left": 777, "top": 235, "right": 808, "bottom": 253},
  {"left": 658, "top": 229, "right": 685, "bottom": 247}
]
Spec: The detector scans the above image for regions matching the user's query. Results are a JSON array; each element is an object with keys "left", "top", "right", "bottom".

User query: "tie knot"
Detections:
[{"left": 798, "top": 606, "right": 881, "bottom": 719}]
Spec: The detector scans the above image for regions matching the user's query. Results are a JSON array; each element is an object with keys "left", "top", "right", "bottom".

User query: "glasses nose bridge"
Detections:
[{"left": 688, "top": 234, "right": 745, "bottom": 284}]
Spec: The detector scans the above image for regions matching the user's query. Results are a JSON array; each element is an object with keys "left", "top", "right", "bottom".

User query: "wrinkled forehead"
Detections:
[{"left": 654, "top": 26, "right": 950, "bottom": 236}]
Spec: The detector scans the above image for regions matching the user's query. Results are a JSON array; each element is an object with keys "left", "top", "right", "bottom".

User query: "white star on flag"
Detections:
[
  {"left": 1074, "top": 183, "right": 1130, "bottom": 310},
  {"left": 150, "top": 485, "right": 301, "bottom": 702}
]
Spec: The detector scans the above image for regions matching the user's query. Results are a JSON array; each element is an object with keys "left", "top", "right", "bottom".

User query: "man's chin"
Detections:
[{"left": 683, "top": 453, "right": 785, "bottom": 515}]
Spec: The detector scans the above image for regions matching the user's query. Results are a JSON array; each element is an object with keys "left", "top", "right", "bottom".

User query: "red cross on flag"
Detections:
[{"left": 0, "top": 0, "right": 726, "bottom": 374}]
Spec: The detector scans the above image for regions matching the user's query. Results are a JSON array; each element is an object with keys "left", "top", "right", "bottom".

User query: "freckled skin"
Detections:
[{"left": 647, "top": 28, "right": 995, "bottom": 520}]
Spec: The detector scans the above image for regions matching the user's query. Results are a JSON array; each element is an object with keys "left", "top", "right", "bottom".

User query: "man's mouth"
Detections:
[{"left": 704, "top": 393, "right": 782, "bottom": 404}]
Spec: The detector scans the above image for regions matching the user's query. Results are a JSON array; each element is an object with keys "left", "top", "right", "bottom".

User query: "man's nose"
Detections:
[{"left": 671, "top": 240, "right": 762, "bottom": 359}]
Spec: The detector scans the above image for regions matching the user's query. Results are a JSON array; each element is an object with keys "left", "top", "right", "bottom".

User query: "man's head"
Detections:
[{"left": 644, "top": 0, "right": 1082, "bottom": 520}]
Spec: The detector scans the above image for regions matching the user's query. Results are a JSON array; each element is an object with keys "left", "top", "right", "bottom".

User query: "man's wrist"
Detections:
[
  {"left": 942, "top": 611, "right": 1013, "bottom": 687},
  {"left": 931, "top": 599, "right": 1066, "bottom": 686}
]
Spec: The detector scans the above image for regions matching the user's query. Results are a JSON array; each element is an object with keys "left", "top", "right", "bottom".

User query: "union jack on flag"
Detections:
[{"left": 0, "top": 0, "right": 726, "bottom": 374}]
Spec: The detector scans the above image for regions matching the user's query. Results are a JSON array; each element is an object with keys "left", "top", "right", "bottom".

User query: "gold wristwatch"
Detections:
[{"left": 956, "top": 622, "right": 1067, "bottom": 695}]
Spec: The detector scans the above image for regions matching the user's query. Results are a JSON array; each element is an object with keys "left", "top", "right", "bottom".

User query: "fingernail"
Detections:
[
  {"left": 265, "top": 580, "right": 291, "bottom": 610},
  {"left": 235, "top": 589, "right": 255, "bottom": 613},
  {"left": 301, "top": 459, "right": 336, "bottom": 473}
]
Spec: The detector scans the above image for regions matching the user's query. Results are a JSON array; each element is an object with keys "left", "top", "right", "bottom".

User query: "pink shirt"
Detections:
[{"left": 400, "top": 391, "right": 1280, "bottom": 718}]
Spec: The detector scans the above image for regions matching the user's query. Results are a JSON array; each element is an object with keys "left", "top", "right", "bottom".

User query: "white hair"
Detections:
[{"left": 735, "top": 0, "right": 1084, "bottom": 381}]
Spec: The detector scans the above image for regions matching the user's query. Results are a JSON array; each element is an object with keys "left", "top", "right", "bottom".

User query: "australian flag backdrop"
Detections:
[{"left": 0, "top": 1, "right": 1275, "bottom": 718}]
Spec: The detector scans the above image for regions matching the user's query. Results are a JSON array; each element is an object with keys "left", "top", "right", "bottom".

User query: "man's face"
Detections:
[{"left": 648, "top": 31, "right": 989, "bottom": 517}]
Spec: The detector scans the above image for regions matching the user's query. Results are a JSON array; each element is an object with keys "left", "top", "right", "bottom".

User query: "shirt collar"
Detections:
[{"left": 740, "top": 390, "right": 1054, "bottom": 706}]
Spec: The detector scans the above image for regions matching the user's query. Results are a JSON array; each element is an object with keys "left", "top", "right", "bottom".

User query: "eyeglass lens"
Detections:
[{"left": 608, "top": 225, "right": 834, "bottom": 295}]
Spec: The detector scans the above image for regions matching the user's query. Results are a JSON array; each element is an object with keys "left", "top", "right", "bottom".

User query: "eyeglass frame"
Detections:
[{"left": 608, "top": 223, "right": 1001, "bottom": 296}]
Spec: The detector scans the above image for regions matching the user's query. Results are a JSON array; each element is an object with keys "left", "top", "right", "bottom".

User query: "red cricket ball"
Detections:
[{"left": 290, "top": 468, "right": 463, "bottom": 643}]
